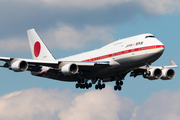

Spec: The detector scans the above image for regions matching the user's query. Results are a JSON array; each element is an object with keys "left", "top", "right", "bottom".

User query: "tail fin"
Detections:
[{"left": 27, "top": 29, "right": 55, "bottom": 60}]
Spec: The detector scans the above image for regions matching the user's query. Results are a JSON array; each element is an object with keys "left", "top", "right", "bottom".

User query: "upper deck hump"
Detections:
[{"left": 100, "top": 33, "right": 154, "bottom": 49}]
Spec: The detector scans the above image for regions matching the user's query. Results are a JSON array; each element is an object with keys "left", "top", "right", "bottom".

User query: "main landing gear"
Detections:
[
  {"left": 95, "top": 80, "right": 105, "bottom": 90},
  {"left": 75, "top": 77, "right": 124, "bottom": 91},
  {"left": 114, "top": 80, "right": 123, "bottom": 91},
  {"left": 75, "top": 79, "right": 92, "bottom": 89}
]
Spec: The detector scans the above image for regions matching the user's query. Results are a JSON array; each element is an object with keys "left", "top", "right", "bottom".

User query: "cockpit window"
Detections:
[{"left": 145, "top": 35, "right": 155, "bottom": 38}]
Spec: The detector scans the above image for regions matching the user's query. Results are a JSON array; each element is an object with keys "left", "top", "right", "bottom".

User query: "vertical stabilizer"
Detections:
[{"left": 27, "top": 29, "right": 55, "bottom": 60}]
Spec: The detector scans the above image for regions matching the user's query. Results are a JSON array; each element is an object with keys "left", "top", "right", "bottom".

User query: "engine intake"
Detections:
[
  {"left": 11, "top": 60, "right": 28, "bottom": 72},
  {"left": 61, "top": 63, "right": 79, "bottom": 76},
  {"left": 143, "top": 68, "right": 162, "bottom": 80},
  {"left": 161, "top": 69, "right": 175, "bottom": 80}
]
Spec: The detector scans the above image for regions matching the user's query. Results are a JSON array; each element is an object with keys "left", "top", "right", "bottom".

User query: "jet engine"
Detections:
[
  {"left": 61, "top": 63, "right": 79, "bottom": 76},
  {"left": 143, "top": 68, "right": 162, "bottom": 80},
  {"left": 11, "top": 60, "right": 28, "bottom": 72},
  {"left": 160, "top": 69, "right": 175, "bottom": 80}
]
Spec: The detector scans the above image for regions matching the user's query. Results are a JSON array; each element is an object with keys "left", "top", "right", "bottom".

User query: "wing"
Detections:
[
  {"left": 130, "top": 60, "right": 178, "bottom": 80},
  {"left": 139, "top": 60, "right": 178, "bottom": 69},
  {"left": 0, "top": 57, "right": 58, "bottom": 69},
  {"left": 0, "top": 56, "right": 110, "bottom": 73}
]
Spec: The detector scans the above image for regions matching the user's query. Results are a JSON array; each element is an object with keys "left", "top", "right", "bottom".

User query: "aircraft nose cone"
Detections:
[
  {"left": 157, "top": 45, "right": 165, "bottom": 54},
  {"left": 156, "top": 38, "right": 165, "bottom": 54},
  {"left": 161, "top": 45, "right": 165, "bottom": 54}
]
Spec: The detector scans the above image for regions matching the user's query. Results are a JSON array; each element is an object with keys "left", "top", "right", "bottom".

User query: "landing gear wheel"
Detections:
[
  {"left": 99, "top": 86, "right": 102, "bottom": 90},
  {"left": 85, "top": 83, "right": 89, "bottom": 89},
  {"left": 102, "top": 84, "right": 105, "bottom": 88},
  {"left": 88, "top": 83, "right": 92, "bottom": 88},
  {"left": 95, "top": 85, "right": 98, "bottom": 90},
  {"left": 114, "top": 86, "right": 117, "bottom": 91},
  {"left": 117, "top": 86, "right": 122, "bottom": 91},
  {"left": 98, "top": 84, "right": 102, "bottom": 90},
  {"left": 116, "top": 81, "right": 120, "bottom": 86},
  {"left": 80, "top": 84, "right": 85, "bottom": 89},
  {"left": 83, "top": 84, "right": 86, "bottom": 89},
  {"left": 75, "top": 83, "right": 79, "bottom": 88},
  {"left": 120, "top": 81, "right": 123, "bottom": 86},
  {"left": 80, "top": 84, "right": 83, "bottom": 88}
]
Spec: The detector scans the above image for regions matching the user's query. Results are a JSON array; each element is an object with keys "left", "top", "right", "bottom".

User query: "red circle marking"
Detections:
[{"left": 34, "top": 41, "right": 41, "bottom": 57}]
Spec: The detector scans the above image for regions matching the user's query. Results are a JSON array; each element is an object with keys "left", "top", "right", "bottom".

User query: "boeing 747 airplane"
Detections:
[{"left": 0, "top": 29, "right": 178, "bottom": 91}]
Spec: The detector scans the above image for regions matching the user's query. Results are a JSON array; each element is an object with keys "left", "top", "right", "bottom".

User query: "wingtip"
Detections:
[
  {"left": 170, "top": 60, "right": 178, "bottom": 67},
  {"left": 170, "top": 60, "right": 176, "bottom": 65}
]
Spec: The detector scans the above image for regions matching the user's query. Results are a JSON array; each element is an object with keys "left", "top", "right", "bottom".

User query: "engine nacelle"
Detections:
[
  {"left": 61, "top": 63, "right": 79, "bottom": 76},
  {"left": 11, "top": 60, "right": 28, "bottom": 72},
  {"left": 143, "top": 68, "right": 162, "bottom": 80},
  {"left": 160, "top": 69, "right": 175, "bottom": 80}
]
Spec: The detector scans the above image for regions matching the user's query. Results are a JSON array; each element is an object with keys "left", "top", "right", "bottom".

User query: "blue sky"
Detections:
[{"left": 0, "top": 0, "right": 180, "bottom": 119}]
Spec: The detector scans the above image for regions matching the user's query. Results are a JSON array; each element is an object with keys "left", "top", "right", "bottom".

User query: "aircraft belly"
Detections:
[{"left": 32, "top": 69, "right": 77, "bottom": 82}]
